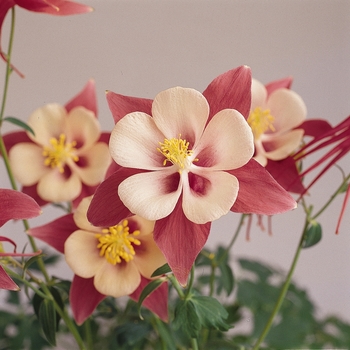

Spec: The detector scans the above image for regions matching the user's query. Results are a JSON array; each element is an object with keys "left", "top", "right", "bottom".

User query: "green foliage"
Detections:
[
  {"left": 303, "top": 221, "right": 322, "bottom": 248},
  {"left": 3, "top": 116, "right": 35, "bottom": 135}
]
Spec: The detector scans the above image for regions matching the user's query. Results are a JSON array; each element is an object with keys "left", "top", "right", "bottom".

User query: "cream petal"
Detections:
[
  {"left": 127, "top": 216, "right": 155, "bottom": 238},
  {"left": 37, "top": 170, "right": 82, "bottom": 202},
  {"left": 134, "top": 234, "right": 167, "bottom": 279},
  {"left": 110, "top": 112, "right": 166, "bottom": 170},
  {"left": 65, "top": 107, "right": 101, "bottom": 151},
  {"left": 152, "top": 87, "right": 209, "bottom": 147},
  {"left": 73, "top": 196, "right": 101, "bottom": 233},
  {"left": 262, "top": 129, "right": 304, "bottom": 161},
  {"left": 182, "top": 170, "right": 239, "bottom": 224},
  {"left": 71, "top": 143, "right": 111, "bottom": 185},
  {"left": 118, "top": 171, "right": 182, "bottom": 221},
  {"left": 194, "top": 109, "right": 254, "bottom": 170},
  {"left": 27, "top": 104, "right": 66, "bottom": 145},
  {"left": 9, "top": 143, "right": 50, "bottom": 185},
  {"left": 251, "top": 79, "right": 267, "bottom": 110},
  {"left": 267, "top": 89, "right": 307, "bottom": 133},
  {"left": 65, "top": 230, "right": 104, "bottom": 278},
  {"left": 94, "top": 261, "right": 141, "bottom": 298}
]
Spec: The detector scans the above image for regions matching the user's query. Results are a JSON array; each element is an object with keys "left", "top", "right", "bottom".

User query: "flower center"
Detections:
[
  {"left": 95, "top": 220, "right": 141, "bottom": 265},
  {"left": 157, "top": 135, "right": 195, "bottom": 173},
  {"left": 247, "top": 107, "right": 276, "bottom": 139},
  {"left": 42, "top": 134, "right": 79, "bottom": 173}
]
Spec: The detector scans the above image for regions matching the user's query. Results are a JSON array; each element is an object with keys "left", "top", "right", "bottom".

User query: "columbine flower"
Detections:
[
  {"left": 294, "top": 115, "right": 350, "bottom": 233},
  {"left": 87, "top": 66, "right": 297, "bottom": 285},
  {"left": 6, "top": 80, "right": 111, "bottom": 205},
  {"left": 248, "top": 77, "right": 307, "bottom": 167},
  {"left": 0, "top": 0, "right": 92, "bottom": 75},
  {"left": 0, "top": 189, "right": 41, "bottom": 290},
  {"left": 28, "top": 196, "right": 168, "bottom": 324}
]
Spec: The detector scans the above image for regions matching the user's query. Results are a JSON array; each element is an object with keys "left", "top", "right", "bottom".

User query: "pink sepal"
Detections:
[
  {"left": 0, "top": 265, "right": 19, "bottom": 291},
  {"left": 265, "top": 77, "right": 293, "bottom": 95}
]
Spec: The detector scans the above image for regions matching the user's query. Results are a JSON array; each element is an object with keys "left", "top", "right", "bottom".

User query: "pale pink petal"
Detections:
[
  {"left": 267, "top": 89, "right": 307, "bottom": 133},
  {"left": 94, "top": 261, "right": 141, "bottom": 298},
  {"left": 106, "top": 90, "right": 152, "bottom": 124},
  {"left": 65, "top": 80, "right": 97, "bottom": 116},
  {"left": 133, "top": 234, "right": 167, "bottom": 279},
  {"left": 37, "top": 170, "right": 81, "bottom": 202},
  {"left": 118, "top": 171, "right": 182, "bottom": 221},
  {"left": 10, "top": 143, "right": 50, "bottom": 185},
  {"left": 110, "top": 112, "right": 166, "bottom": 170},
  {"left": 129, "top": 276, "right": 168, "bottom": 322},
  {"left": 194, "top": 109, "right": 254, "bottom": 170},
  {"left": 72, "top": 143, "right": 111, "bottom": 185},
  {"left": 65, "top": 230, "right": 103, "bottom": 278},
  {"left": 28, "top": 214, "right": 75, "bottom": 253},
  {"left": 262, "top": 129, "right": 304, "bottom": 161},
  {"left": 152, "top": 87, "right": 209, "bottom": 146},
  {"left": 182, "top": 170, "right": 239, "bottom": 224},
  {"left": 202, "top": 66, "right": 252, "bottom": 120},
  {"left": 65, "top": 107, "right": 101, "bottom": 150},
  {"left": 251, "top": 79, "right": 267, "bottom": 110},
  {"left": 70, "top": 275, "right": 105, "bottom": 325},
  {"left": 154, "top": 198, "right": 211, "bottom": 286},
  {"left": 0, "top": 266, "right": 19, "bottom": 291},
  {"left": 27, "top": 104, "right": 66, "bottom": 145},
  {"left": 73, "top": 196, "right": 100, "bottom": 233}
]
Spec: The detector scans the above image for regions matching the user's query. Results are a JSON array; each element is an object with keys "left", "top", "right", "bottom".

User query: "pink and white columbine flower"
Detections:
[
  {"left": 0, "top": 0, "right": 92, "bottom": 75},
  {"left": 6, "top": 81, "right": 111, "bottom": 205},
  {"left": 28, "top": 195, "right": 168, "bottom": 324},
  {"left": 0, "top": 188, "right": 41, "bottom": 290},
  {"left": 248, "top": 78, "right": 307, "bottom": 167},
  {"left": 87, "top": 66, "right": 297, "bottom": 285}
]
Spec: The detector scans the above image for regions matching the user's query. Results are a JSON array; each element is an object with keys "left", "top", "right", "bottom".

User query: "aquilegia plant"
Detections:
[{"left": 0, "top": 3, "right": 349, "bottom": 350}]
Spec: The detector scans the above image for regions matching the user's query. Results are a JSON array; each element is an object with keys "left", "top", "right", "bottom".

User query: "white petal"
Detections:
[
  {"left": 73, "top": 196, "right": 101, "bottom": 233},
  {"left": 152, "top": 87, "right": 209, "bottom": 147},
  {"left": 118, "top": 171, "right": 182, "bottom": 220},
  {"left": 9, "top": 143, "right": 50, "bottom": 185},
  {"left": 267, "top": 89, "right": 307, "bottom": 133},
  {"left": 65, "top": 107, "right": 101, "bottom": 151},
  {"left": 27, "top": 104, "right": 66, "bottom": 145},
  {"left": 65, "top": 230, "right": 104, "bottom": 278},
  {"left": 182, "top": 170, "right": 239, "bottom": 224},
  {"left": 37, "top": 170, "right": 82, "bottom": 202},
  {"left": 94, "top": 261, "right": 141, "bottom": 297},
  {"left": 194, "top": 109, "right": 254, "bottom": 170},
  {"left": 262, "top": 129, "right": 304, "bottom": 161},
  {"left": 72, "top": 143, "right": 111, "bottom": 185},
  {"left": 251, "top": 79, "right": 267, "bottom": 109},
  {"left": 110, "top": 112, "right": 166, "bottom": 170}
]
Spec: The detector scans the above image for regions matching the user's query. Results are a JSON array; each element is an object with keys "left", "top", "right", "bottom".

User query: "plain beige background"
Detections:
[{"left": 1, "top": 0, "right": 349, "bottom": 331}]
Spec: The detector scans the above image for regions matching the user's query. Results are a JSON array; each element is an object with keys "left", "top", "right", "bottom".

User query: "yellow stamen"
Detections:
[
  {"left": 157, "top": 135, "right": 196, "bottom": 173},
  {"left": 95, "top": 220, "right": 141, "bottom": 265},
  {"left": 42, "top": 134, "right": 79, "bottom": 173},
  {"left": 247, "top": 107, "right": 276, "bottom": 139}
]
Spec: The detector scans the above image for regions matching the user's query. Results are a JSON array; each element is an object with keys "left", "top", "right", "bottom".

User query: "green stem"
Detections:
[
  {"left": 251, "top": 217, "right": 309, "bottom": 350},
  {"left": 84, "top": 318, "right": 94, "bottom": 350},
  {"left": 168, "top": 274, "right": 185, "bottom": 299},
  {"left": 185, "top": 266, "right": 195, "bottom": 299},
  {"left": 190, "top": 337, "right": 199, "bottom": 350},
  {"left": 0, "top": 8, "right": 15, "bottom": 127}
]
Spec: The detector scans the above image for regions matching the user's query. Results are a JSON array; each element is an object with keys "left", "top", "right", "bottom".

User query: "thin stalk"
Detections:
[
  {"left": 168, "top": 274, "right": 185, "bottom": 299},
  {"left": 84, "top": 318, "right": 94, "bottom": 350},
  {"left": 251, "top": 215, "right": 309, "bottom": 350},
  {"left": 190, "top": 337, "right": 199, "bottom": 350}
]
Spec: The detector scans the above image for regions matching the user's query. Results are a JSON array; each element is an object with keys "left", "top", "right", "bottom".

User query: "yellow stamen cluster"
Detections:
[
  {"left": 157, "top": 135, "right": 195, "bottom": 172},
  {"left": 247, "top": 107, "right": 276, "bottom": 139},
  {"left": 42, "top": 134, "right": 79, "bottom": 173},
  {"left": 95, "top": 220, "right": 141, "bottom": 265}
]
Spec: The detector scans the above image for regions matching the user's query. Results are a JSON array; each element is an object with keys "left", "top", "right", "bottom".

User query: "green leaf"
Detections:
[
  {"left": 238, "top": 258, "right": 275, "bottom": 281},
  {"left": 115, "top": 322, "right": 152, "bottom": 348},
  {"left": 218, "top": 261, "right": 235, "bottom": 295},
  {"left": 151, "top": 263, "right": 172, "bottom": 277},
  {"left": 191, "top": 295, "right": 230, "bottom": 332},
  {"left": 38, "top": 299, "right": 57, "bottom": 346},
  {"left": 3, "top": 116, "right": 35, "bottom": 135},
  {"left": 303, "top": 221, "right": 322, "bottom": 248},
  {"left": 22, "top": 254, "right": 45, "bottom": 277},
  {"left": 137, "top": 278, "right": 164, "bottom": 319},
  {"left": 173, "top": 299, "right": 201, "bottom": 338}
]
